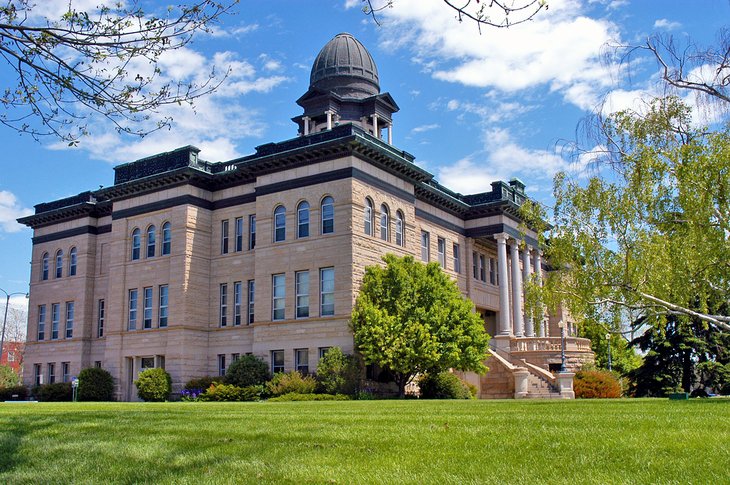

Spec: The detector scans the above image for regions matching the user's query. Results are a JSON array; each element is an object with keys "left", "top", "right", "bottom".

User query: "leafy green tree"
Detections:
[
  {"left": 0, "top": 364, "right": 20, "bottom": 388},
  {"left": 351, "top": 254, "right": 490, "bottom": 398},
  {"left": 225, "top": 354, "right": 271, "bottom": 388},
  {"left": 134, "top": 368, "right": 171, "bottom": 402},
  {"left": 315, "top": 347, "right": 361, "bottom": 396},
  {"left": 77, "top": 367, "right": 115, "bottom": 401},
  {"left": 524, "top": 96, "right": 730, "bottom": 335},
  {"left": 0, "top": 1, "right": 236, "bottom": 143}
]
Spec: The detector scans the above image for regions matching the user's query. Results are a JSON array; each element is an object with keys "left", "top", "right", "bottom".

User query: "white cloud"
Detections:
[
  {"left": 411, "top": 124, "right": 440, "bottom": 134},
  {"left": 0, "top": 191, "right": 32, "bottom": 233},
  {"left": 344, "top": 0, "right": 361, "bottom": 9},
  {"left": 653, "top": 19, "right": 681, "bottom": 30}
]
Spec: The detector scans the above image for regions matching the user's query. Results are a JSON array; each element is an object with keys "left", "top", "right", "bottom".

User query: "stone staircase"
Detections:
[{"left": 526, "top": 372, "right": 562, "bottom": 399}]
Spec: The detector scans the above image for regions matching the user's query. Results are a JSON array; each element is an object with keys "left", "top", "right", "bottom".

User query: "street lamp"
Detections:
[
  {"left": 606, "top": 333, "right": 612, "bottom": 372},
  {"left": 557, "top": 319, "right": 567, "bottom": 372},
  {"left": 1, "top": 288, "right": 29, "bottom": 366}
]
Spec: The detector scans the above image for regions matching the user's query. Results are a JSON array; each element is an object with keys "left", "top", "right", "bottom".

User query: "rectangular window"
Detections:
[
  {"left": 158, "top": 285, "right": 168, "bottom": 328},
  {"left": 218, "top": 354, "right": 226, "bottom": 377},
  {"left": 232, "top": 353, "right": 240, "bottom": 363},
  {"left": 295, "top": 349, "right": 309, "bottom": 374},
  {"left": 320, "top": 267, "right": 335, "bottom": 316},
  {"left": 95, "top": 361, "right": 102, "bottom": 368},
  {"left": 143, "top": 287, "right": 153, "bottom": 329},
  {"left": 421, "top": 231, "right": 430, "bottom": 262},
  {"left": 234, "top": 281, "right": 242, "bottom": 326},
  {"left": 221, "top": 220, "right": 229, "bottom": 254},
  {"left": 97, "top": 299, "right": 105, "bottom": 337},
  {"left": 472, "top": 252, "right": 479, "bottom": 279},
  {"left": 141, "top": 357, "right": 155, "bottom": 370},
  {"left": 489, "top": 258, "right": 497, "bottom": 285},
  {"left": 319, "top": 347, "right": 331, "bottom": 359},
  {"left": 37, "top": 304, "right": 46, "bottom": 341},
  {"left": 437, "top": 237, "right": 446, "bottom": 268},
  {"left": 128, "top": 289, "right": 138, "bottom": 330},
  {"left": 272, "top": 274, "right": 285, "bottom": 321},
  {"left": 295, "top": 271, "right": 309, "bottom": 319},
  {"left": 62, "top": 362, "right": 70, "bottom": 383},
  {"left": 34, "top": 363, "right": 42, "bottom": 386},
  {"left": 51, "top": 303, "right": 60, "bottom": 339},
  {"left": 453, "top": 243, "right": 461, "bottom": 274},
  {"left": 247, "top": 280, "right": 255, "bottom": 325},
  {"left": 271, "top": 350, "right": 284, "bottom": 374},
  {"left": 47, "top": 363, "right": 55, "bottom": 384},
  {"left": 479, "top": 255, "right": 486, "bottom": 282},
  {"left": 235, "top": 217, "right": 243, "bottom": 252},
  {"left": 248, "top": 215, "right": 256, "bottom": 250},
  {"left": 65, "top": 302, "right": 74, "bottom": 339},
  {"left": 219, "top": 283, "right": 228, "bottom": 327}
]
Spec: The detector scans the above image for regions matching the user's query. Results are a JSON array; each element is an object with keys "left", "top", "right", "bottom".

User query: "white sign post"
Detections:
[{"left": 71, "top": 377, "right": 79, "bottom": 402}]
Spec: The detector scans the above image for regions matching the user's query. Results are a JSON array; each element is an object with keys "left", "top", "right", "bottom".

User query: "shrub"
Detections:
[
  {"left": 225, "top": 355, "right": 271, "bottom": 388},
  {"left": 77, "top": 367, "right": 115, "bottom": 401},
  {"left": 134, "top": 368, "right": 172, "bottom": 402},
  {"left": 0, "top": 385, "right": 28, "bottom": 400},
  {"left": 0, "top": 364, "right": 20, "bottom": 388},
  {"left": 184, "top": 376, "right": 223, "bottom": 393},
  {"left": 418, "top": 372, "right": 471, "bottom": 399},
  {"left": 316, "top": 347, "right": 361, "bottom": 396},
  {"left": 574, "top": 370, "right": 622, "bottom": 398},
  {"left": 267, "top": 393, "right": 350, "bottom": 402},
  {"left": 267, "top": 371, "right": 317, "bottom": 397},
  {"left": 34, "top": 382, "right": 73, "bottom": 402},
  {"left": 198, "top": 383, "right": 263, "bottom": 402}
]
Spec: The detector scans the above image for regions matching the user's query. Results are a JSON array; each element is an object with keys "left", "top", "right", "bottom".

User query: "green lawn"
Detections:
[{"left": 1, "top": 399, "right": 728, "bottom": 484}]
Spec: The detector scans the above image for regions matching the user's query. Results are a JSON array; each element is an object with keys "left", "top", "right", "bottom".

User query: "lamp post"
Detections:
[
  {"left": 1, "top": 288, "right": 29, "bottom": 365},
  {"left": 606, "top": 333, "right": 612, "bottom": 372},
  {"left": 557, "top": 319, "right": 567, "bottom": 372}
]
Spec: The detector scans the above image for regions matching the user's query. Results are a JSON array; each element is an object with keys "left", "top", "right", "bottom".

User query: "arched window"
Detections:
[
  {"left": 364, "top": 198, "right": 373, "bottom": 236},
  {"left": 131, "top": 228, "right": 141, "bottom": 260},
  {"left": 69, "top": 247, "right": 77, "bottom": 276},
  {"left": 380, "top": 204, "right": 389, "bottom": 242},
  {"left": 395, "top": 210, "right": 404, "bottom": 247},
  {"left": 41, "top": 252, "right": 49, "bottom": 281},
  {"left": 146, "top": 225, "right": 156, "bottom": 258},
  {"left": 321, "top": 196, "right": 334, "bottom": 234},
  {"left": 162, "top": 222, "right": 171, "bottom": 255},
  {"left": 297, "top": 201, "right": 310, "bottom": 238},
  {"left": 274, "top": 205, "right": 286, "bottom": 242},
  {"left": 55, "top": 250, "right": 63, "bottom": 278}
]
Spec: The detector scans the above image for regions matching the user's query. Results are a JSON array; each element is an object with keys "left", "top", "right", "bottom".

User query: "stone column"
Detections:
[
  {"left": 372, "top": 113, "right": 379, "bottom": 138},
  {"left": 387, "top": 124, "right": 392, "bottom": 144},
  {"left": 302, "top": 116, "right": 310, "bottom": 135},
  {"left": 533, "top": 249, "right": 545, "bottom": 337},
  {"left": 522, "top": 247, "right": 534, "bottom": 337},
  {"left": 510, "top": 238, "right": 524, "bottom": 337},
  {"left": 326, "top": 110, "right": 333, "bottom": 130},
  {"left": 495, "top": 234, "right": 511, "bottom": 336}
]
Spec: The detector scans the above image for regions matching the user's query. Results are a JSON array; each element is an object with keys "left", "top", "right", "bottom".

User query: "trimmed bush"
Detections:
[
  {"left": 34, "top": 382, "right": 73, "bottom": 402},
  {"left": 198, "top": 383, "right": 263, "bottom": 402},
  {"left": 184, "top": 376, "right": 223, "bottom": 393},
  {"left": 418, "top": 372, "right": 471, "bottom": 399},
  {"left": 316, "top": 347, "right": 361, "bottom": 396},
  {"left": 574, "top": 370, "right": 622, "bottom": 398},
  {"left": 225, "top": 355, "right": 271, "bottom": 388},
  {"left": 78, "top": 367, "right": 115, "bottom": 401},
  {"left": 0, "top": 385, "right": 28, "bottom": 400},
  {"left": 134, "top": 368, "right": 172, "bottom": 402},
  {"left": 268, "top": 393, "right": 350, "bottom": 402},
  {"left": 267, "top": 371, "right": 317, "bottom": 397}
]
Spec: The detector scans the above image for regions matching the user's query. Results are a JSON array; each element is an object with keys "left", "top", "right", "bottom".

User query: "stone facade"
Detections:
[{"left": 18, "top": 33, "right": 593, "bottom": 400}]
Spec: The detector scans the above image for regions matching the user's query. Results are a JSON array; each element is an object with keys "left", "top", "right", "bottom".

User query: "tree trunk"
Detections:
[{"left": 682, "top": 349, "right": 692, "bottom": 393}]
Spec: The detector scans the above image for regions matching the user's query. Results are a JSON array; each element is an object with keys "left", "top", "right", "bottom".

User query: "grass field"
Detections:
[{"left": 1, "top": 399, "right": 728, "bottom": 484}]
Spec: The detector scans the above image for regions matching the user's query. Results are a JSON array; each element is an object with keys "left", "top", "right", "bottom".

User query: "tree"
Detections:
[
  {"left": 0, "top": 0, "right": 237, "bottom": 144},
  {"left": 134, "top": 367, "right": 171, "bottom": 402},
  {"left": 225, "top": 354, "right": 271, "bottom": 388},
  {"left": 77, "top": 367, "right": 115, "bottom": 401},
  {"left": 524, "top": 96, "right": 730, "bottom": 336},
  {"left": 315, "top": 347, "right": 361, "bottom": 395},
  {"left": 351, "top": 254, "right": 490, "bottom": 398},
  {"left": 0, "top": 363, "right": 20, "bottom": 388},
  {"left": 362, "top": 0, "right": 546, "bottom": 32}
]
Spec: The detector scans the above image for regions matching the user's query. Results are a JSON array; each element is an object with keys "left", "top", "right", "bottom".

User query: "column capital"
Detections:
[{"left": 494, "top": 233, "right": 509, "bottom": 242}]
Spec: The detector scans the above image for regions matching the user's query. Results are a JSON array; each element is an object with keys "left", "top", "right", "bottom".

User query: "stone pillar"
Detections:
[
  {"left": 302, "top": 116, "right": 310, "bottom": 136},
  {"left": 557, "top": 372, "right": 575, "bottom": 399},
  {"left": 514, "top": 368, "right": 530, "bottom": 399},
  {"left": 533, "top": 249, "right": 545, "bottom": 338},
  {"left": 372, "top": 113, "right": 379, "bottom": 138},
  {"left": 326, "top": 111, "right": 333, "bottom": 130},
  {"left": 522, "top": 247, "right": 534, "bottom": 337},
  {"left": 510, "top": 239, "right": 524, "bottom": 337},
  {"left": 495, "top": 234, "right": 511, "bottom": 336},
  {"left": 387, "top": 124, "right": 392, "bottom": 144}
]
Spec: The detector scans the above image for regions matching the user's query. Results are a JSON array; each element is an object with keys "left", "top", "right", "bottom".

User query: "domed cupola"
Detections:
[
  {"left": 310, "top": 32, "right": 380, "bottom": 99},
  {"left": 294, "top": 33, "right": 399, "bottom": 144}
]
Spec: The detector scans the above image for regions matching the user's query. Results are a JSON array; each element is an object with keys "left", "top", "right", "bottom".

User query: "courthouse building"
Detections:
[{"left": 19, "top": 33, "right": 592, "bottom": 400}]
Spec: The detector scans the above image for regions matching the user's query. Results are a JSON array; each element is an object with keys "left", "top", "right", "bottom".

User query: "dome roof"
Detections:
[{"left": 310, "top": 33, "right": 380, "bottom": 99}]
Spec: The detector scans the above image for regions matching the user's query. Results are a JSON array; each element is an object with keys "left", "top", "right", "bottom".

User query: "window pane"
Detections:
[
  {"left": 128, "top": 289, "right": 138, "bottom": 330},
  {"left": 247, "top": 280, "right": 255, "bottom": 324},
  {"left": 320, "top": 268, "right": 335, "bottom": 316},
  {"left": 321, "top": 197, "right": 334, "bottom": 234},
  {"left": 249, "top": 215, "right": 256, "bottom": 250},
  {"left": 421, "top": 232, "right": 429, "bottom": 262},
  {"left": 296, "top": 271, "right": 309, "bottom": 318},
  {"left": 235, "top": 217, "right": 243, "bottom": 252},
  {"left": 220, "top": 283, "right": 228, "bottom": 327},
  {"left": 98, "top": 299, "right": 105, "bottom": 337},
  {"left": 144, "top": 287, "right": 153, "bottom": 329},
  {"left": 51, "top": 303, "right": 59, "bottom": 339},
  {"left": 274, "top": 206, "right": 286, "bottom": 242},
  {"left": 159, "top": 286, "right": 168, "bottom": 327},
  {"left": 147, "top": 226, "right": 156, "bottom": 258},
  {"left": 65, "top": 302, "right": 74, "bottom": 338},
  {"left": 69, "top": 248, "right": 77, "bottom": 276},
  {"left": 272, "top": 274, "right": 285, "bottom": 320},
  {"left": 37, "top": 305, "right": 46, "bottom": 341},
  {"left": 298, "top": 202, "right": 310, "bottom": 238},
  {"left": 234, "top": 281, "right": 242, "bottom": 326},
  {"left": 221, "top": 220, "right": 229, "bottom": 254},
  {"left": 132, "top": 229, "right": 141, "bottom": 260},
  {"left": 162, "top": 222, "right": 171, "bottom": 255}
]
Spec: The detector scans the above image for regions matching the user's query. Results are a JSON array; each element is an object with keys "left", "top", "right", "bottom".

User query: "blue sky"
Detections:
[{"left": 1, "top": 0, "right": 728, "bottom": 313}]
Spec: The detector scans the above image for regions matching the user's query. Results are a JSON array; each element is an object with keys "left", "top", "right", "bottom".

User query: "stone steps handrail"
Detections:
[
  {"left": 521, "top": 359, "right": 557, "bottom": 386},
  {"left": 510, "top": 336, "right": 594, "bottom": 353},
  {"left": 487, "top": 348, "right": 520, "bottom": 371}
]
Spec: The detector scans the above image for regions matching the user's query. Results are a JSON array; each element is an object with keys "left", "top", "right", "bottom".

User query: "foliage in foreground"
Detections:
[
  {"left": 0, "top": 385, "right": 27, "bottom": 400},
  {"left": 352, "top": 254, "right": 490, "bottom": 397},
  {"left": 0, "top": 364, "right": 20, "bottom": 388},
  {"left": 33, "top": 382, "right": 72, "bottom": 402},
  {"left": 78, "top": 367, "right": 115, "bottom": 402},
  {"left": 574, "top": 370, "right": 622, "bottom": 399},
  {"left": 315, "top": 347, "right": 361, "bottom": 395},
  {"left": 225, "top": 354, "right": 271, "bottom": 388},
  {"left": 196, "top": 383, "right": 263, "bottom": 402},
  {"left": 134, "top": 368, "right": 171, "bottom": 402},
  {"left": 267, "top": 393, "right": 350, "bottom": 402},
  {"left": 267, "top": 371, "right": 317, "bottom": 397},
  {"left": 419, "top": 372, "right": 473, "bottom": 399}
]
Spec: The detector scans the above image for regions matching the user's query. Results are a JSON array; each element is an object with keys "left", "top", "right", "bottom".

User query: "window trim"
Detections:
[
  {"left": 364, "top": 198, "right": 373, "bottom": 236},
  {"left": 37, "top": 304, "right": 46, "bottom": 341},
  {"left": 380, "top": 204, "right": 389, "bottom": 241},
  {"left": 248, "top": 215, "right": 256, "bottom": 250},
  {"left": 271, "top": 350, "right": 285, "bottom": 374},
  {"left": 146, "top": 225, "right": 156, "bottom": 258},
  {"left": 453, "top": 243, "right": 461, "bottom": 274},
  {"left": 131, "top": 228, "right": 141, "bottom": 260},
  {"left": 437, "top": 237, "right": 446, "bottom": 268},
  {"left": 69, "top": 247, "right": 77, "bottom": 276},
  {"left": 219, "top": 283, "right": 228, "bottom": 327},
  {"left": 143, "top": 287, "right": 153, "bottom": 329},
  {"left": 65, "top": 301, "right": 74, "bottom": 339},
  {"left": 420, "top": 231, "right": 430, "bottom": 262},
  {"left": 320, "top": 267, "right": 335, "bottom": 317},
  {"left": 321, "top": 196, "right": 334, "bottom": 234},
  {"left": 221, "top": 220, "right": 229, "bottom": 254},
  {"left": 274, "top": 205, "right": 286, "bottom": 242},
  {"left": 234, "top": 217, "right": 243, "bottom": 252},
  {"left": 295, "top": 348, "right": 309, "bottom": 375},
  {"left": 395, "top": 210, "right": 404, "bottom": 247},
  {"left": 55, "top": 249, "right": 63, "bottom": 278},
  {"left": 41, "top": 252, "right": 49, "bottom": 280},
  {"left": 295, "top": 271, "right": 309, "bottom": 319},
  {"left": 272, "top": 273, "right": 285, "bottom": 321},
  {"left": 128, "top": 289, "right": 138, "bottom": 331},
  {"left": 297, "top": 201, "right": 310, "bottom": 238},
  {"left": 97, "top": 299, "right": 105, "bottom": 338},
  {"left": 158, "top": 285, "right": 168, "bottom": 328},
  {"left": 233, "top": 281, "right": 242, "bottom": 326},
  {"left": 161, "top": 222, "right": 172, "bottom": 255},
  {"left": 51, "top": 303, "right": 60, "bottom": 340}
]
